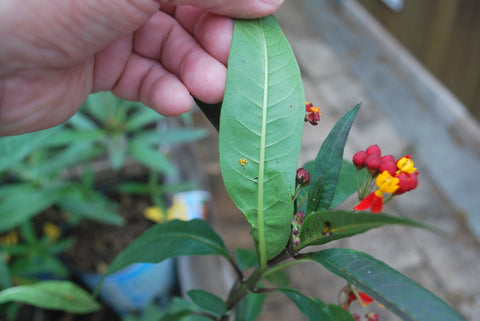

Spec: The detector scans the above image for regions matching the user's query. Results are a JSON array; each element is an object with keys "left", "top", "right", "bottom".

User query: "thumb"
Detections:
[{"left": 164, "top": 0, "right": 284, "bottom": 18}]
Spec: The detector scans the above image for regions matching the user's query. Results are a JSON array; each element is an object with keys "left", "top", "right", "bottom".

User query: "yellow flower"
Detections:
[
  {"left": 396, "top": 156, "right": 416, "bottom": 174},
  {"left": 43, "top": 222, "right": 60, "bottom": 242},
  {"left": 0, "top": 231, "right": 18, "bottom": 246},
  {"left": 376, "top": 171, "right": 399, "bottom": 194},
  {"left": 143, "top": 206, "right": 166, "bottom": 223}
]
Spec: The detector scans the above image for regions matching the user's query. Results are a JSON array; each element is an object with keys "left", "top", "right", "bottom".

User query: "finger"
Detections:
[
  {"left": 112, "top": 53, "right": 194, "bottom": 116},
  {"left": 162, "top": 0, "right": 284, "bottom": 19},
  {"left": 174, "top": 6, "right": 232, "bottom": 66},
  {"left": 133, "top": 12, "right": 227, "bottom": 104}
]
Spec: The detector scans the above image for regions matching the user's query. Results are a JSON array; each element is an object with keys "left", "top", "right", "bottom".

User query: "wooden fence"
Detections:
[{"left": 358, "top": 0, "right": 480, "bottom": 120}]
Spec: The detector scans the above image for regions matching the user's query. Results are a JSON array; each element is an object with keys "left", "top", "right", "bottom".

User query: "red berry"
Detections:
[
  {"left": 366, "top": 145, "right": 381, "bottom": 157},
  {"left": 353, "top": 151, "right": 367, "bottom": 169}
]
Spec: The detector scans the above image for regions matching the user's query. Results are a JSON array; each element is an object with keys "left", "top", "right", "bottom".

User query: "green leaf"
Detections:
[
  {"left": 128, "top": 140, "right": 177, "bottom": 175},
  {"left": 31, "top": 142, "right": 103, "bottom": 177},
  {"left": 235, "top": 248, "right": 258, "bottom": 271},
  {"left": 307, "top": 248, "right": 467, "bottom": 321},
  {"left": 0, "top": 257, "right": 11, "bottom": 290},
  {"left": 331, "top": 161, "right": 364, "bottom": 209},
  {"left": 0, "top": 281, "right": 100, "bottom": 313},
  {"left": 45, "top": 128, "right": 105, "bottom": 146},
  {"left": 126, "top": 107, "right": 163, "bottom": 131},
  {"left": 219, "top": 16, "right": 305, "bottom": 264},
  {"left": 104, "top": 219, "right": 231, "bottom": 277},
  {"left": 68, "top": 111, "right": 99, "bottom": 130},
  {"left": 10, "top": 255, "right": 69, "bottom": 279},
  {"left": 235, "top": 292, "right": 266, "bottom": 321},
  {"left": 0, "top": 184, "right": 59, "bottom": 233},
  {"left": 0, "top": 127, "right": 60, "bottom": 173},
  {"left": 157, "top": 128, "right": 207, "bottom": 145},
  {"left": 107, "top": 133, "right": 127, "bottom": 170},
  {"left": 188, "top": 289, "right": 227, "bottom": 317},
  {"left": 296, "top": 210, "right": 439, "bottom": 249},
  {"left": 280, "top": 288, "right": 355, "bottom": 321},
  {"left": 58, "top": 186, "right": 123, "bottom": 225},
  {"left": 307, "top": 105, "right": 360, "bottom": 213}
]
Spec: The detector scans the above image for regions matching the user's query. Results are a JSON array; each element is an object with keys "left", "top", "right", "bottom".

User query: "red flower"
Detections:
[
  {"left": 348, "top": 291, "right": 375, "bottom": 306},
  {"left": 305, "top": 102, "right": 321, "bottom": 125},
  {"left": 353, "top": 190, "right": 384, "bottom": 213}
]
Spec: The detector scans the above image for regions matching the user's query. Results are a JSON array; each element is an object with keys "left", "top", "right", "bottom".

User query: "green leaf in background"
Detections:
[
  {"left": 307, "top": 248, "right": 467, "bottom": 321},
  {"left": 235, "top": 248, "right": 258, "bottom": 271},
  {"left": 104, "top": 219, "right": 232, "bottom": 277},
  {"left": 58, "top": 186, "right": 123, "bottom": 225},
  {"left": 296, "top": 210, "right": 440, "bottom": 250},
  {"left": 107, "top": 133, "right": 127, "bottom": 170},
  {"left": 235, "top": 292, "right": 266, "bottom": 321},
  {"left": 0, "top": 281, "right": 100, "bottom": 313},
  {"left": 299, "top": 160, "right": 362, "bottom": 212},
  {"left": 0, "top": 257, "right": 11, "bottom": 290},
  {"left": 219, "top": 16, "right": 305, "bottom": 266},
  {"left": 31, "top": 142, "right": 103, "bottom": 177},
  {"left": 280, "top": 288, "right": 355, "bottom": 321},
  {"left": 128, "top": 140, "right": 177, "bottom": 175},
  {"left": 0, "top": 183, "right": 59, "bottom": 233},
  {"left": 307, "top": 104, "right": 360, "bottom": 213},
  {"left": 45, "top": 128, "right": 105, "bottom": 146},
  {"left": 0, "top": 126, "right": 60, "bottom": 173},
  {"left": 126, "top": 107, "right": 163, "bottom": 131},
  {"left": 188, "top": 289, "right": 227, "bottom": 318}
]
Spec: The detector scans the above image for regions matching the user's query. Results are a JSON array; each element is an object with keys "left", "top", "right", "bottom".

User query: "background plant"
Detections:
[{"left": 0, "top": 92, "right": 206, "bottom": 319}]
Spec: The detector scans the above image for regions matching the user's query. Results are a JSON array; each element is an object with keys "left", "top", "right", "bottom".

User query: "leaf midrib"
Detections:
[{"left": 257, "top": 18, "right": 268, "bottom": 271}]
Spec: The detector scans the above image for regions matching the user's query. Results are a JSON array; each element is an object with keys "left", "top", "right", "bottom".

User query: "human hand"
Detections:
[{"left": 0, "top": 0, "right": 284, "bottom": 136}]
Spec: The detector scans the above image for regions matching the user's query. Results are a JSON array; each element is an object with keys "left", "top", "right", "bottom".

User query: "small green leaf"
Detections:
[
  {"left": 107, "top": 133, "right": 127, "bottom": 170},
  {"left": 307, "top": 248, "right": 467, "bottom": 321},
  {"left": 280, "top": 288, "right": 355, "bottom": 321},
  {"left": 219, "top": 16, "right": 305, "bottom": 264},
  {"left": 0, "top": 281, "right": 100, "bottom": 313},
  {"left": 0, "top": 127, "right": 60, "bottom": 173},
  {"left": 58, "top": 186, "right": 123, "bottom": 225},
  {"left": 235, "top": 292, "right": 266, "bottom": 321},
  {"left": 158, "top": 128, "right": 207, "bottom": 145},
  {"left": 128, "top": 140, "right": 177, "bottom": 175},
  {"left": 0, "top": 184, "right": 59, "bottom": 233},
  {"left": 296, "top": 210, "right": 439, "bottom": 249},
  {"left": 307, "top": 104, "right": 360, "bottom": 213},
  {"left": 0, "top": 257, "right": 11, "bottom": 290},
  {"left": 45, "top": 128, "right": 105, "bottom": 146},
  {"left": 104, "top": 219, "right": 231, "bottom": 277},
  {"left": 235, "top": 248, "right": 258, "bottom": 271},
  {"left": 126, "top": 107, "right": 163, "bottom": 131},
  {"left": 188, "top": 289, "right": 227, "bottom": 317}
]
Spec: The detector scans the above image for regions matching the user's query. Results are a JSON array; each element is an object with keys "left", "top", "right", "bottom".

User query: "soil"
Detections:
[{"left": 14, "top": 174, "right": 164, "bottom": 321}]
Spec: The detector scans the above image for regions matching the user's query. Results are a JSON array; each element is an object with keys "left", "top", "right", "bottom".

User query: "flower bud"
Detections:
[
  {"left": 296, "top": 168, "right": 311, "bottom": 187},
  {"left": 365, "top": 154, "right": 381, "bottom": 173},
  {"left": 353, "top": 151, "right": 367, "bottom": 169},
  {"left": 379, "top": 159, "right": 397, "bottom": 176},
  {"left": 366, "top": 144, "right": 381, "bottom": 156}
]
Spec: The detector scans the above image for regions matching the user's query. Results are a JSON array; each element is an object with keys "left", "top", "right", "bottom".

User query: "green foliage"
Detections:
[
  {"left": 104, "top": 219, "right": 232, "bottom": 277},
  {"left": 219, "top": 16, "right": 305, "bottom": 265},
  {"left": 306, "top": 249, "right": 467, "bottom": 321},
  {"left": 306, "top": 104, "right": 359, "bottom": 213},
  {"left": 280, "top": 288, "right": 355, "bottom": 321},
  {"left": 0, "top": 281, "right": 100, "bottom": 313},
  {"left": 295, "top": 210, "right": 439, "bottom": 249},
  {"left": 188, "top": 289, "right": 227, "bottom": 318}
]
